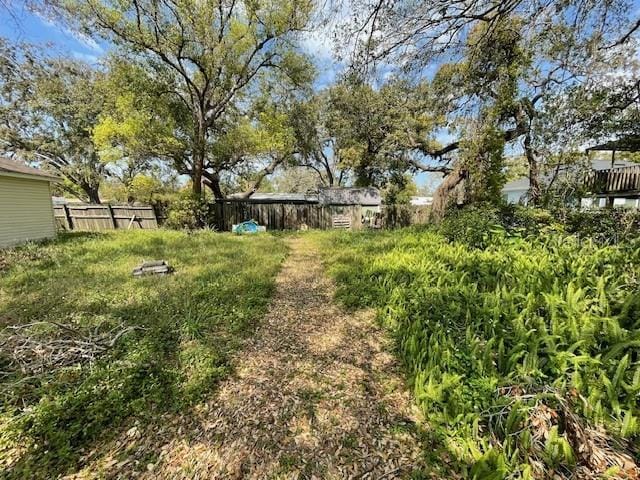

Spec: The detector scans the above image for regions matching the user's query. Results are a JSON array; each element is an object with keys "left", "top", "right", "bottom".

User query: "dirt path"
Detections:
[{"left": 73, "top": 237, "right": 425, "bottom": 479}]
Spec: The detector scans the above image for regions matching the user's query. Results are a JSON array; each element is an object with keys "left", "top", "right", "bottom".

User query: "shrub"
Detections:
[
  {"left": 499, "top": 204, "right": 559, "bottom": 234},
  {"left": 164, "top": 192, "right": 211, "bottom": 230},
  {"left": 317, "top": 229, "right": 640, "bottom": 478},
  {"left": 438, "top": 203, "right": 505, "bottom": 248},
  {"left": 439, "top": 203, "right": 640, "bottom": 248},
  {"left": 560, "top": 208, "right": 640, "bottom": 244}
]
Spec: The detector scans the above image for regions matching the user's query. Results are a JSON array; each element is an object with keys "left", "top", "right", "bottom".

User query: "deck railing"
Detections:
[{"left": 585, "top": 165, "right": 640, "bottom": 194}]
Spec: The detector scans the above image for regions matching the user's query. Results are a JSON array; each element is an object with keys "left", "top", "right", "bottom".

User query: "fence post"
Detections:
[
  {"left": 63, "top": 204, "right": 74, "bottom": 231},
  {"left": 281, "top": 204, "right": 285, "bottom": 230},
  {"left": 107, "top": 204, "right": 117, "bottom": 229}
]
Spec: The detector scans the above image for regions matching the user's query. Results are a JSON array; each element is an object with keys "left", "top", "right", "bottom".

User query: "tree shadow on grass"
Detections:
[
  {"left": 94, "top": 268, "right": 472, "bottom": 478},
  {"left": 0, "top": 232, "right": 285, "bottom": 479}
]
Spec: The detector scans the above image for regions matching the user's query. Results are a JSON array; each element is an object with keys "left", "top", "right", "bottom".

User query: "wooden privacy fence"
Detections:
[
  {"left": 54, "top": 204, "right": 159, "bottom": 231},
  {"left": 379, "top": 204, "right": 431, "bottom": 228},
  {"left": 212, "top": 200, "right": 431, "bottom": 231},
  {"left": 212, "top": 200, "right": 363, "bottom": 231}
]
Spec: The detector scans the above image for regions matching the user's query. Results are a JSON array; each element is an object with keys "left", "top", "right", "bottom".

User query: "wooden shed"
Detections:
[{"left": 0, "top": 157, "right": 60, "bottom": 248}]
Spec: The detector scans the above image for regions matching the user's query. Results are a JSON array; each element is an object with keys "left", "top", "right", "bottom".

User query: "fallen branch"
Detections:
[
  {"left": 0, "top": 321, "right": 145, "bottom": 376},
  {"left": 486, "top": 387, "right": 639, "bottom": 479}
]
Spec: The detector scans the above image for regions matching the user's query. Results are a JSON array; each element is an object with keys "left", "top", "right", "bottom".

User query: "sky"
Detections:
[
  {"left": 0, "top": 4, "right": 342, "bottom": 85},
  {"left": 0, "top": 4, "right": 107, "bottom": 64}
]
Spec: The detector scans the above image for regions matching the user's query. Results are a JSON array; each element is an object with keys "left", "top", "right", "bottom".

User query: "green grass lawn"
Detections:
[
  {"left": 311, "top": 228, "right": 640, "bottom": 479},
  {"left": 0, "top": 230, "right": 287, "bottom": 477}
]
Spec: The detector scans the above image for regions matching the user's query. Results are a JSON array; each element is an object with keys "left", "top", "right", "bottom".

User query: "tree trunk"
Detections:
[
  {"left": 317, "top": 152, "right": 334, "bottom": 186},
  {"left": 203, "top": 171, "right": 224, "bottom": 200},
  {"left": 85, "top": 184, "right": 101, "bottom": 204},
  {"left": 430, "top": 163, "right": 467, "bottom": 220},
  {"left": 192, "top": 119, "right": 206, "bottom": 197},
  {"left": 524, "top": 133, "right": 541, "bottom": 205}
]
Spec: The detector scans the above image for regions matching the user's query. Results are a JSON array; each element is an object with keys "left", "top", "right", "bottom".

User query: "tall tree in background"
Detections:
[
  {"left": 93, "top": 57, "right": 192, "bottom": 196},
  {"left": 285, "top": 94, "right": 350, "bottom": 187},
  {"left": 0, "top": 40, "right": 107, "bottom": 203},
  {"left": 326, "top": 76, "right": 450, "bottom": 188},
  {"left": 53, "top": 0, "right": 314, "bottom": 201},
  {"left": 343, "top": 0, "right": 640, "bottom": 213}
]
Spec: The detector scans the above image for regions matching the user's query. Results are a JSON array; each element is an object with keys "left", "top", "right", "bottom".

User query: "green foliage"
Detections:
[
  {"left": 60, "top": 0, "right": 314, "bottom": 198},
  {"left": 327, "top": 77, "right": 441, "bottom": 187},
  {"left": 164, "top": 192, "right": 212, "bottom": 230},
  {"left": 438, "top": 204, "right": 504, "bottom": 249},
  {"left": 93, "top": 58, "right": 188, "bottom": 165},
  {"left": 0, "top": 39, "right": 107, "bottom": 202},
  {"left": 559, "top": 209, "right": 640, "bottom": 244},
  {"left": 101, "top": 174, "right": 167, "bottom": 204},
  {"left": 438, "top": 203, "right": 640, "bottom": 248},
  {"left": 314, "top": 227, "right": 640, "bottom": 477},
  {"left": 383, "top": 174, "right": 418, "bottom": 205},
  {"left": 0, "top": 230, "right": 286, "bottom": 477}
]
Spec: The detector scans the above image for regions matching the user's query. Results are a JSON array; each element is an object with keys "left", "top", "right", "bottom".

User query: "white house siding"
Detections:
[
  {"left": 503, "top": 189, "right": 528, "bottom": 205},
  {"left": 0, "top": 175, "right": 56, "bottom": 247}
]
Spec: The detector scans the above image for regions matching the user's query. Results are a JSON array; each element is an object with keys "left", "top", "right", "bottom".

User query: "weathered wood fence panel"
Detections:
[
  {"left": 212, "top": 200, "right": 430, "bottom": 231},
  {"left": 379, "top": 205, "right": 431, "bottom": 228},
  {"left": 53, "top": 204, "right": 159, "bottom": 231},
  {"left": 212, "top": 201, "right": 362, "bottom": 231}
]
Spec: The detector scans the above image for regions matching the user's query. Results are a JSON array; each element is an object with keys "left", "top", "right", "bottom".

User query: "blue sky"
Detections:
[{"left": 1, "top": 4, "right": 107, "bottom": 63}]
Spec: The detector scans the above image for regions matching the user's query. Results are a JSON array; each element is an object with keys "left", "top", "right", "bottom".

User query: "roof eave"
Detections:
[{"left": 0, "top": 170, "right": 61, "bottom": 182}]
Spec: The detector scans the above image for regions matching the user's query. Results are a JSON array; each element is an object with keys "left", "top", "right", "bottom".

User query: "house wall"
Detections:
[
  {"left": 582, "top": 196, "right": 640, "bottom": 209},
  {"left": 503, "top": 189, "right": 528, "bottom": 205},
  {"left": 0, "top": 175, "right": 56, "bottom": 247}
]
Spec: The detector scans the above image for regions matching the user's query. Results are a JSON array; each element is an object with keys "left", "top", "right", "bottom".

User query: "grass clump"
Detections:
[
  {"left": 313, "top": 228, "right": 640, "bottom": 478},
  {"left": 0, "top": 230, "right": 286, "bottom": 478}
]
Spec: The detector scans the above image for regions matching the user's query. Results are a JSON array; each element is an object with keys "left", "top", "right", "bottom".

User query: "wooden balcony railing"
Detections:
[{"left": 585, "top": 165, "right": 640, "bottom": 194}]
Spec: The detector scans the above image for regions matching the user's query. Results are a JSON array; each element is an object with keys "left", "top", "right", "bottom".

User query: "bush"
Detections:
[
  {"left": 499, "top": 204, "right": 559, "bottom": 233},
  {"left": 439, "top": 203, "right": 640, "bottom": 248},
  {"left": 164, "top": 192, "right": 211, "bottom": 230},
  {"left": 438, "top": 203, "right": 504, "bottom": 248},
  {"left": 560, "top": 208, "right": 640, "bottom": 244}
]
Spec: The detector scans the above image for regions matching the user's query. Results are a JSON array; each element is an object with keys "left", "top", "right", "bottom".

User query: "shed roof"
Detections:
[
  {"left": 318, "top": 187, "right": 381, "bottom": 205},
  {"left": 0, "top": 157, "right": 60, "bottom": 182},
  {"left": 502, "top": 177, "right": 530, "bottom": 192},
  {"left": 587, "top": 136, "right": 640, "bottom": 152},
  {"left": 226, "top": 192, "right": 319, "bottom": 203}
]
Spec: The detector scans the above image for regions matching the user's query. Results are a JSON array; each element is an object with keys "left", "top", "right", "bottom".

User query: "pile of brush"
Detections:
[{"left": 475, "top": 387, "right": 639, "bottom": 479}]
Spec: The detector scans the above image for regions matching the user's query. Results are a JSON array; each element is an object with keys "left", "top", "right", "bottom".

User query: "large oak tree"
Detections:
[
  {"left": 340, "top": 0, "right": 640, "bottom": 212},
  {"left": 54, "top": 0, "right": 314, "bottom": 200},
  {"left": 0, "top": 39, "right": 107, "bottom": 203}
]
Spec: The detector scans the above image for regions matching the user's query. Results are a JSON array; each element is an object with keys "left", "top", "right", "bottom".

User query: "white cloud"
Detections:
[
  {"left": 32, "top": 9, "right": 104, "bottom": 53},
  {"left": 68, "top": 30, "right": 104, "bottom": 53},
  {"left": 71, "top": 51, "right": 99, "bottom": 64},
  {"left": 300, "top": 31, "right": 333, "bottom": 62}
]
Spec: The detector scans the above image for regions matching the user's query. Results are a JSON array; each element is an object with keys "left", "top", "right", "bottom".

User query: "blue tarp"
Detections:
[{"left": 232, "top": 220, "right": 265, "bottom": 234}]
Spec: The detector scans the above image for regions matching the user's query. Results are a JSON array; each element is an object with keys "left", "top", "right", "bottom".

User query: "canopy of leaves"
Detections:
[{"left": 0, "top": 39, "right": 107, "bottom": 202}]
